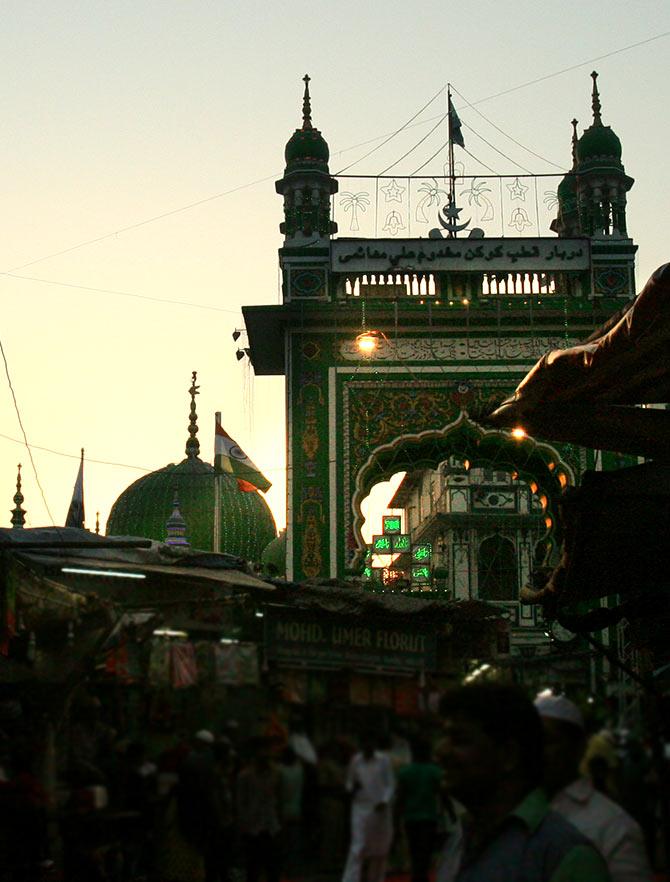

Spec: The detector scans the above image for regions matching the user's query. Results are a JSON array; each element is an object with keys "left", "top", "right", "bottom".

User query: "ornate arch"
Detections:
[{"left": 350, "top": 411, "right": 575, "bottom": 571}]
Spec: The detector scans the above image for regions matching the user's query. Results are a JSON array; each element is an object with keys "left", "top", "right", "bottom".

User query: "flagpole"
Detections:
[{"left": 448, "top": 83, "right": 456, "bottom": 239}]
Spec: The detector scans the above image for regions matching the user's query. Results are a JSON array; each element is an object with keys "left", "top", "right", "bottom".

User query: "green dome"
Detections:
[
  {"left": 283, "top": 75, "right": 330, "bottom": 174},
  {"left": 576, "top": 125, "right": 622, "bottom": 164},
  {"left": 285, "top": 127, "right": 330, "bottom": 171},
  {"left": 107, "top": 456, "right": 276, "bottom": 561},
  {"left": 261, "top": 529, "right": 286, "bottom": 577}
]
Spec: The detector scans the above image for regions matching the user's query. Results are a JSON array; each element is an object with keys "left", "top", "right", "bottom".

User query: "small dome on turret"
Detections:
[
  {"left": 575, "top": 72, "right": 623, "bottom": 167},
  {"left": 283, "top": 75, "right": 331, "bottom": 173}
]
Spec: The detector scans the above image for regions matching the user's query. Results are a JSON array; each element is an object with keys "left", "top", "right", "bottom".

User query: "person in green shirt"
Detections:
[
  {"left": 397, "top": 738, "right": 444, "bottom": 882},
  {"left": 436, "top": 682, "right": 612, "bottom": 882}
]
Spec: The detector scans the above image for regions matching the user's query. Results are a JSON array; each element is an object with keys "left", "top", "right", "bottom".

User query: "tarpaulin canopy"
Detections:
[{"left": 487, "top": 263, "right": 670, "bottom": 458}]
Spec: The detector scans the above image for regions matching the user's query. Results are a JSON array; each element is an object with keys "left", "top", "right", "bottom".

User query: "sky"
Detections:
[{"left": 1, "top": 0, "right": 669, "bottom": 538}]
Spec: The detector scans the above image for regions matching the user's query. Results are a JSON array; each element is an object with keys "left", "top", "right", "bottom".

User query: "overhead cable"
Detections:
[
  {"left": 377, "top": 114, "right": 447, "bottom": 176},
  {"left": 450, "top": 84, "right": 565, "bottom": 171},
  {"left": 0, "top": 272, "right": 243, "bottom": 316},
  {"left": 0, "top": 337, "right": 56, "bottom": 524},
  {"left": 334, "top": 84, "right": 446, "bottom": 175}
]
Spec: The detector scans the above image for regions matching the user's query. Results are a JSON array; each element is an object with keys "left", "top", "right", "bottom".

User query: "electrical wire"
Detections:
[
  {"left": 461, "top": 147, "right": 499, "bottom": 176},
  {"left": 0, "top": 272, "right": 243, "bottom": 316},
  {"left": 377, "top": 114, "right": 447, "bottom": 176},
  {"left": 450, "top": 84, "right": 565, "bottom": 171},
  {"left": 3, "top": 172, "right": 282, "bottom": 275},
  {"left": 461, "top": 122, "right": 534, "bottom": 175},
  {"left": 334, "top": 84, "right": 446, "bottom": 175},
  {"left": 0, "top": 432, "right": 152, "bottom": 472},
  {"left": 4, "top": 29, "right": 668, "bottom": 281},
  {"left": 0, "top": 337, "right": 56, "bottom": 524}
]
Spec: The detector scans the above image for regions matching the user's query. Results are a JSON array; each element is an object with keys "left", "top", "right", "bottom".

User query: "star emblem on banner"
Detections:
[
  {"left": 507, "top": 177, "right": 529, "bottom": 200},
  {"left": 381, "top": 178, "right": 406, "bottom": 203}
]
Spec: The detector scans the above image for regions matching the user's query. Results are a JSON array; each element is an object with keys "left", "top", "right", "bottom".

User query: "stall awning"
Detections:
[{"left": 487, "top": 263, "right": 670, "bottom": 458}]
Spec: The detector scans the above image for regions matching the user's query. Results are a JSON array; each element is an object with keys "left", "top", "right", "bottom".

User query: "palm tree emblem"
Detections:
[
  {"left": 340, "top": 192, "right": 370, "bottom": 232},
  {"left": 460, "top": 179, "right": 494, "bottom": 223},
  {"left": 415, "top": 178, "right": 448, "bottom": 223}
]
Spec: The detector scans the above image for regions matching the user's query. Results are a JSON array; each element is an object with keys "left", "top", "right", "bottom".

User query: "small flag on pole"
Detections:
[
  {"left": 66, "top": 449, "right": 85, "bottom": 528},
  {"left": 214, "top": 414, "right": 272, "bottom": 493},
  {"left": 448, "top": 96, "right": 465, "bottom": 149}
]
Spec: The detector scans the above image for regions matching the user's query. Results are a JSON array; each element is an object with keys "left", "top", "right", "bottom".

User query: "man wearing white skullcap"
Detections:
[{"left": 535, "top": 693, "right": 652, "bottom": 882}]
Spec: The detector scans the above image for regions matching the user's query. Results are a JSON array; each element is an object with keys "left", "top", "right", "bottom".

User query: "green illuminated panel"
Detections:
[
  {"left": 382, "top": 515, "right": 402, "bottom": 535},
  {"left": 372, "top": 535, "right": 393, "bottom": 552},
  {"left": 411, "top": 565, "right": 432, "bottom": 584},
  {"left": 391, "top": 534, "right": 411, "bottom": 552},
  {"left": 412, "top": 543, "right": 432, "bottom": 562}
]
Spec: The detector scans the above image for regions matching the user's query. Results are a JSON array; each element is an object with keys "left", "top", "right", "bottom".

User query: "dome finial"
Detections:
[
  {"left": 185, "top": 371, "right": 200, "bottom": 460},
  {"left": 590, "top": 71, "right": 602, "bottom": 126},
  {"left": 11, "top": 463, "right": 26, "bottom": 529},
  {"left": 302, "top": 74, "right": 313, "bottom": 130},
  {"left": 571, "top": 118, "right": 579, "bottom": 166}
]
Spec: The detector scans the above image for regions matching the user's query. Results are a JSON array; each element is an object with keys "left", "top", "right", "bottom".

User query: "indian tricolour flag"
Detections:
[{"left": 214, "top": 413, "right": 272, "bottom": 493}]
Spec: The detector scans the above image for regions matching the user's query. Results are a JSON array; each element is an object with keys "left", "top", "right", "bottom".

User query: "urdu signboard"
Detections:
[
  {"left": 264, "top": 608, "right": 437, "bottom": 672},
  {"left": 331, "top": 237, "right": 591, "bottom": 274}
]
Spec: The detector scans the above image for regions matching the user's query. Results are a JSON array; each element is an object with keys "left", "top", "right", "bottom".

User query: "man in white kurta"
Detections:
[
  {"left": 536, "top": 693, "right": 652, "bottom": 882},
  {"left": 342, "top": 735, "right": 395, "bottom": 882}
]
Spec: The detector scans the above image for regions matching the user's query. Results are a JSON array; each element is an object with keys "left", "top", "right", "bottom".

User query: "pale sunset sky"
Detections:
[{"left": 1, "top": 1, "right": 669, "bottom": 537}]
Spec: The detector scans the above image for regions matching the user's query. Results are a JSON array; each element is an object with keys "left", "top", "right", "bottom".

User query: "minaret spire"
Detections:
[
  {"left": 165, "top": 489, "right": 189, "bottom": 547},
  {"left": 302, "top": 74, "right": 313, "bottom": 130},
  {"left": 11, "top": 463, "right": 26, "bottom": 529},
  {"left": 590, "top": 71, "right": 602, "bottom": 126},
  {"left": 571, "top": 118, "right": 579, "bottom": 167},
  {"left": 185, "top": 371, "right": 200, "bottom": 460}
]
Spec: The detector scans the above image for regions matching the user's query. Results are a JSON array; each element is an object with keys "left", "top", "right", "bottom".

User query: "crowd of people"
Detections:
[{"left": 0, "top": 682, "right": 664, "bottom": 882}]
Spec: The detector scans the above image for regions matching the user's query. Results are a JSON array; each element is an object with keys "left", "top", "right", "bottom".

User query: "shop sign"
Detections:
[{"left": 264, "top": 609, "right": 436, "bottom": 672}]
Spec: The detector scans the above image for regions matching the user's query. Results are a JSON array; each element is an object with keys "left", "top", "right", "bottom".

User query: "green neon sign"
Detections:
[
  {"left": 411, "top": 565, "right": 432, "bottom": 584},
  {"left": 391, "top": 534, "right": 411, "bottom": 552},
  {"left": 372, "top": 535, "right": 392, "bottom": 552},
  {"left": 382, "top": 515, "right": 402, "bottom": 535},
  {"left": 412, "top": 543, "right": 432, "bottom": 562}
]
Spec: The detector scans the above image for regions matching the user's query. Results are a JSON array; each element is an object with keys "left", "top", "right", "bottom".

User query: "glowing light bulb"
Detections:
[
  {"left": 511, "top": 427, "right": 527, "bottom": 440},
  {"left": 356, "top": 331, "right": 378, "bottom": 354},
  {"left": 462, "top": 298, "right": 470, "bottom": 306},
  {"left": 558, "top": 472, "right": 567, "bottom": 488},
  {"left": 544, "top": 516, "right": 553, "bottom": 530}
]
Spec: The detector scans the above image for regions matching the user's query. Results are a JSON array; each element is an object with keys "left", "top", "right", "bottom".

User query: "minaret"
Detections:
[
  {"left": 274, "top": 77, "right": 338, "bottom": 303},
  {"left": 573, "top": 71, "right": 634, "bottom": 238},
  {"left": 185, "top": 371, "right": 201, "bottom": 460},
  {"left": 552, "top": 73, "right": 636, "bottom": 298},
  {"left": 10, "top": 464, "right": 26, "bottom": 529},
  {"left": 165, "top": 489, "right": 189, "bottom": 547}
]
